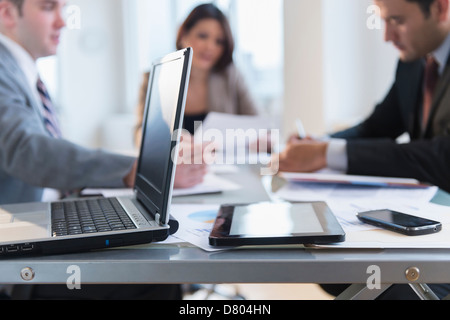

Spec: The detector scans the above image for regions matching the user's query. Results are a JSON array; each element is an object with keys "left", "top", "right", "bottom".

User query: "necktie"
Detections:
[
  {"left": 36, "top": 78, "right": 62, "bottom": 138},
  {"left": 422, "top": 55, "right": 439, "bottom": 129}
]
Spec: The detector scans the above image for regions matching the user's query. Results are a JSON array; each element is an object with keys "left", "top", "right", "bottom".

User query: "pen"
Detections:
[{"left": 295, "top": 119, "right": 307, "bottom": 139}]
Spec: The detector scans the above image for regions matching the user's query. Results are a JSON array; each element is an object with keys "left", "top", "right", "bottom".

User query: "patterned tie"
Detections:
[
  {"left": 36, "top": 78, "right": 62, "bottom": 138},
  {"left": 422, "top": 55, "right": 440, "bottom": 129}
]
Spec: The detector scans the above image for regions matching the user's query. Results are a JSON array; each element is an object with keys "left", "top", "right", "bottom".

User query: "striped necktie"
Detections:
[
  {"left": 36, "top": 78, "right": 62, "bottom": 138},
  {"left": 422, "top": 55, "right": 440, "bottom": 129}
]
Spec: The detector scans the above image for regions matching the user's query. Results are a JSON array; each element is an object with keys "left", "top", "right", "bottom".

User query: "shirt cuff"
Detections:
[{"left": 326, "top": 138, "right": 348, "bottom": 172}]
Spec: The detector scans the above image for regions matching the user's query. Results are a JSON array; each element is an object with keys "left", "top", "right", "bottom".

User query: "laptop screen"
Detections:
[{"left": 135, "top": 49, "right": 192, "bottom": 225}]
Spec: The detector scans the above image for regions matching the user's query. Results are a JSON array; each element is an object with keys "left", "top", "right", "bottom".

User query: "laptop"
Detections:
[{"left": 0, "top": 48, "right": 193, "bottom": 257}]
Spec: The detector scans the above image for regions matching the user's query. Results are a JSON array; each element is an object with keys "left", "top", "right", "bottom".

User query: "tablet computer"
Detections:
[{"left": 209, "top": 202, "right": 345, "bottom": 247}]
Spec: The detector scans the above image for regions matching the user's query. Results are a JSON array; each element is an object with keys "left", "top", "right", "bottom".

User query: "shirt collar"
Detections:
[
  {"left": 432, "top": 32, "right": 450, "bottom": 76},
  {"left": 0, "top": 33, "right": 39, "bottom": 90}
]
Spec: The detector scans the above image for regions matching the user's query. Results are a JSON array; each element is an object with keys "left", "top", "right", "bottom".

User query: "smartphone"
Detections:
[{"left": 357, "top": 209, "right": 442, "bottom": 236}]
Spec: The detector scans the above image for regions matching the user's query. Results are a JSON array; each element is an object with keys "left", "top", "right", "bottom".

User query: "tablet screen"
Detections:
[
  {"left": 229, "top": 203, "right": 324, "bottom": 236},
  {"left": 209, "top": 201, "right": 346, "bottom": 246}
]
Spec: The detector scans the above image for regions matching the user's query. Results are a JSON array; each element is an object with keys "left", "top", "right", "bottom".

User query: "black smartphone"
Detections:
[{"left": 357, "top": 209, "right": 442, "bottom": 236}]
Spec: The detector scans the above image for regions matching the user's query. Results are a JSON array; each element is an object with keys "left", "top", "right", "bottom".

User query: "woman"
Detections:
[{"left": 136, "top": 3, "right": 259, "bottom": 141}]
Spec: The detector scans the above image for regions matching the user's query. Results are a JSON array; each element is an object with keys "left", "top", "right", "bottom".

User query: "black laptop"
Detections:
[{"left": 0, "top": 48, "right": 192, "bottom": 257}]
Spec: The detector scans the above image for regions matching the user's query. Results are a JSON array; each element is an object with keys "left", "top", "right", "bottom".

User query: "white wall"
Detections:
[
  {"left": 57, "top": 0, "right": 131, "bottom": 150},
  {"left": 283, "top": 0, "right": 325, "bottom": 139},
  {"left": 322, "top": 0, "right": 398, "bottom": 132},
  {"left": 283, "top": 0, "right": 399, "bottom": 139}
]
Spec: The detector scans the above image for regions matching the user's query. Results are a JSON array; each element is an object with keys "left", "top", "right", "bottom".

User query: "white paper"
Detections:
[
  {"left": 274, "top": 172, "right": 450, "bottom": 249},
  {"left": 169, "top": 204, "right": 224, "bottom": 252},
  {"left": 81, "top": 174, "right": 241, "bottom": 199},
  {"left": 195, "top": 112, "right": 273, "bottom": 135},
  {"left": 194, "top": 112, "right": 273, "bottom": 150},
  {"left": 280, "top": 171, "right": 426, "bottom": 188},
  {"left": 171, "top": 173, "right": 241, "bottom": 197},
  {"left": 275, "top": 181, "right": 438, "bottom": 204}
]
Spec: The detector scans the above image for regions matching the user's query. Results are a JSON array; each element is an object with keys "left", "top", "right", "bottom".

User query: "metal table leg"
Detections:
[{"left": 335, "top": 283, "right": 392, "bottom": 300}]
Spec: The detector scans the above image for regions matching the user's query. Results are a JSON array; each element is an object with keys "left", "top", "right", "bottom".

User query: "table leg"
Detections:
[
  {"left": 335, "top": 283, "right": 392, "bottom": 300},
  {"left": 408, "top": 284, "right": 440, "bottom": 300}
]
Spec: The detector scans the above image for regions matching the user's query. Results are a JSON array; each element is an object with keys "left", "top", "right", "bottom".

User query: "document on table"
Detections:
[
  {"left": 276, "top": 171, "right": 450, "bottom": 248},
  {"left": 275, "top": 178, "right": 438, "bottom": 204},
  {"left": 275, "top": 170, "right": 440, "bottom": 233},
  {"left": 169, "top": 204, "right": 226, "bottom": 252},
  {"left": 279, "top": 171, "right": 429, "bottom": 188},
  {"left": 194, "top": 112, "right": 273, "bottom": 148},
  {"left": 313, "top": 201, "right": 450, "bottom": 249},
  {"left": 81, "top": 173, "right": 241, "bottom": 198}
]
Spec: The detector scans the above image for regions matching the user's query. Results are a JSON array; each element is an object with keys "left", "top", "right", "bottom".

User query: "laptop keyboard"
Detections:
[{"left": 51, "top": 198, "right": 137, "bottom": 237}]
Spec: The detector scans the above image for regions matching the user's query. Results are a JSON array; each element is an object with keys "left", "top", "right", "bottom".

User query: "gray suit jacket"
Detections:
[
  {"left": 0, "top": 42, "right": 135, "bottom": 205},
  {"left": 208, "top": 64, "right": 259, "bottom": 116}
]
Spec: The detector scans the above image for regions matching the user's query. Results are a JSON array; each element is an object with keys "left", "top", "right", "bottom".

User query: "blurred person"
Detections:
[
  {"left": 0, "top": 0, "right": 180, "bottom": 300},
  {"left": 277, "top": 0, "right": 450, "bottom": 300},
  {"left": 135, "top": 3, "right": 260, "bottom": 143},
  {"left": 277, "top": 0, "right": 450, "bottom": 194}
]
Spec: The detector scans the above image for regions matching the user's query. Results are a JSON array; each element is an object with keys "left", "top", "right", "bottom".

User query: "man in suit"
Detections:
[
  {"left": 278, "top": 0, "right": 450, "bottom": 299},
  {"left": 0, "top": 0, "right": 183, "bottom": 299},
  {"left": 278, "top": 0, "right": 450, "bottom": 194},
  {"left": 0, "top": 0, "right": 137, "bottom": 205},
  {"left": 0, "top": 0, "right": 206, "bottom": 206}
]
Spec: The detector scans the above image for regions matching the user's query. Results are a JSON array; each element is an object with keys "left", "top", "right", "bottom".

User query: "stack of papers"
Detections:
[
  {"left": 275, "top": 174, "right": 438, "bottom": 205},
  {"left": 279, "top": 172, "right": 430, "bottom": 188}
]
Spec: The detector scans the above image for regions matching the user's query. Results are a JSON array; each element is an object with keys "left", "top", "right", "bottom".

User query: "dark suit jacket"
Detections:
[{"left": 332, "top": 49, "right": 450, "bottom": 192}]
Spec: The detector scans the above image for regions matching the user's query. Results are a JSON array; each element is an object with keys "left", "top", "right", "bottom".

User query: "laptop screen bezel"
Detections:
[{"left": 134, "top": 48, "right": 192, "bottom": 226}]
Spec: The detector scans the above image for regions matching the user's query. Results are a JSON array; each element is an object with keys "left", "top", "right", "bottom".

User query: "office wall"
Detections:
[
  {"left": 283, "top": 0, "right": 325, "bottom": 139},
  {"left": 322, "top": 0, "right": 398, "bottom": 132},
  {"left": 283, "top": 0, "right": 398, "bottom": 139},
  {"left": 58, "top": 0, "right": 131, "bottom": 150}
]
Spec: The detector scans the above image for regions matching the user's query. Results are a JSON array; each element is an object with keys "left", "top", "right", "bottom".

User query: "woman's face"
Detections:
[{"left": 181, "top": 18, "right": 226, "bottom": 72}]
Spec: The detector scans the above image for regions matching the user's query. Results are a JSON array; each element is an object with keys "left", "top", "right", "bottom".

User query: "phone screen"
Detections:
[{"left": 362, "top": 210, "right": 439, "bottom": 228}]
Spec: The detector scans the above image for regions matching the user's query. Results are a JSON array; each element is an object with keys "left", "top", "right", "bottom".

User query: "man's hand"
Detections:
[{"left": 277, "top": 139, "right": 329, "bottom": 173}]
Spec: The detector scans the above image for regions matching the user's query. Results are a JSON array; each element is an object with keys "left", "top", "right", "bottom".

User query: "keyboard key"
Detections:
[{"left": 51, "top": 198, "right": 137, "bottom": 237}]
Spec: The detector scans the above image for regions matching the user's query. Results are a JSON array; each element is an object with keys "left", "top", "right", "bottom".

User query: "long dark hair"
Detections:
[{"left": 176, "top": 3, "right": 234, "bottom": 72}]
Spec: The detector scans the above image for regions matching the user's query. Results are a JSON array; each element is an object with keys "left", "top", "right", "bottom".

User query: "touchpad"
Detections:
[
  {"left": 0, "top": 211, "right": 50, "bottom": 242},
  {"left": 12, "top": 212, "right": 49, "bottom": 224}
]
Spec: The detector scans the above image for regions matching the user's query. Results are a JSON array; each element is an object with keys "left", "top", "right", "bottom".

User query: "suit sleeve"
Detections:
[
  {"left": 346, "top": 137, "right": 450, "bottom": 192},
  {"left": 332, "top": 82, "right": 406, "bottom": 140},
  {"left": 0, "top": 77, "right": 135, "bottom": 191},
  {"left": 330, "top": 61, "right": 450, "bottom": 192}
]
